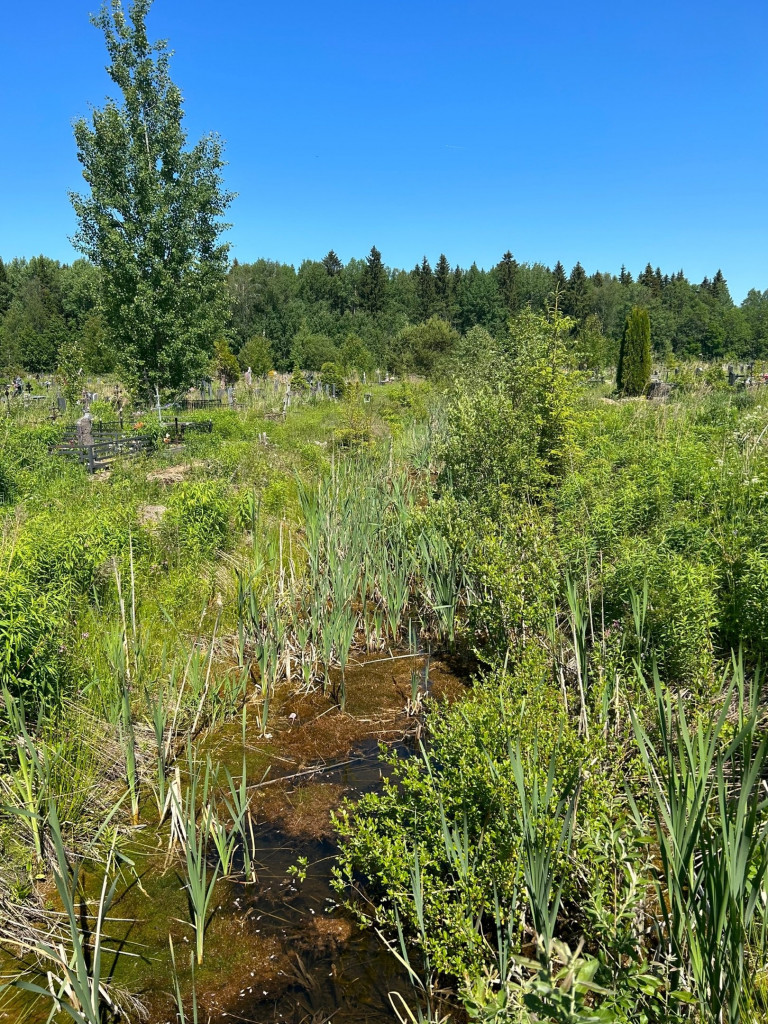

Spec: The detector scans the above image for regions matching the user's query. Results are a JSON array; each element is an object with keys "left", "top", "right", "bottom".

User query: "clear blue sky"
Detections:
[{"left": 1, "top": 0, "right": 766, "bottom": 301}]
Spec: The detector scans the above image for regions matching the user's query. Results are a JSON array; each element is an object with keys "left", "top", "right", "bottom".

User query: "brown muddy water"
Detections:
[{"left": 0, "top": 654, "right": 467, "bottom": 1024}]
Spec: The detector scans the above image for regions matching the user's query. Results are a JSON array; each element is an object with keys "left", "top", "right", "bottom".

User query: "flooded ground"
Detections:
[{"left": 0, "top": 653, "right": 468, "bottom": 1024}]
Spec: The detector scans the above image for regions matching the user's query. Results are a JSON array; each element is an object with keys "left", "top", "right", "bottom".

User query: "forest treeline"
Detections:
[{"left": 2, "top": 247, "right": 768, "bottom": 376}]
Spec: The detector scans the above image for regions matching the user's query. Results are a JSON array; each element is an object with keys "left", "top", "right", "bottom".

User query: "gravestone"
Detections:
[{"left": 76, "top": 412, "right": 94, "bottom": 446}]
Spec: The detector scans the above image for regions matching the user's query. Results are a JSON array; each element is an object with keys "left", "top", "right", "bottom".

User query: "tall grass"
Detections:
[
  {"left": 630, "top": 655, "right": 768, "bottom": 1024},
  {"left": 0, "top": 688, "right": 48, "bottom": 867},
  {"left": 236, "top": 451, "right": 470, "bottom": 723},
  {"left": 3, "top": 802, "right": 130, "bottom": 1024},
  {"left": 171, "top": 752, "right": 220, "bottom": 966}
]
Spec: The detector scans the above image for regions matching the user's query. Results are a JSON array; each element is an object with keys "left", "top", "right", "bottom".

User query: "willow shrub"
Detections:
[
  {"left": 464, "top": 504, "right": 560, "bottom": 660},
  {"left": 0, "top": 570, "right": 67, "bottom": 703},
  {"left": 333, "top": 657, "right": 614, "bottom": 982},
  {"left": 603, "top": 540, "right": 718, "bottom": 686},
  {"left": 437, "top": 310, "right": 579, "bottom": 513},
  {"left": 162, "top": 480, "right": 232, "bottom": 558}
]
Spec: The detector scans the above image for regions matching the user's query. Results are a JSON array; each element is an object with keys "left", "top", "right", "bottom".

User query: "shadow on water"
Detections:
[{"left": 221, "top": 739, "right": 414, "bottom": 1024}]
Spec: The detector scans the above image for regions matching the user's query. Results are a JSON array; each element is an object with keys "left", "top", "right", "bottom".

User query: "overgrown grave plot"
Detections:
[{"left": 50, "top": 416, "right": 216, "bottom": 473}]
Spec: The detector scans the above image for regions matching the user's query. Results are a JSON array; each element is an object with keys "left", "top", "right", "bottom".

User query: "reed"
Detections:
[
  {"left": 223, "top": 757, "right": 256, "bottom": 882},
  {"left": 6, "top": 802, "right": 126, "bottom": 1024},
  {"left": 0, "top": 687, "right": 47, "bottom": 867},
  {"left": 171, "top": 754, "right": 220, "bottom": 965},
  {"left": 630, "top": 655, "right": 768, "bottom": 1024}
]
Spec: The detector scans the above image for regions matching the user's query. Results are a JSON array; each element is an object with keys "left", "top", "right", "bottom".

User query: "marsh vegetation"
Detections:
[{"left": 3, "top": 305, "right": 768, "bottom": 1024}]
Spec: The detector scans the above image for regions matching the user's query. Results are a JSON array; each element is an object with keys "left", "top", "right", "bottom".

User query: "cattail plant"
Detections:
[
  {"left": 169, "top": 935, "right": 199, "bottom": 1024},
  {"left": 105, "top": 626, "right": 140, "bottom": 826},
  {"left": 505, "top": 733, "right": 579, "bottom": 967},
  {"left": 1, "top": 687, "right": 49, "bottom": 868},
  {"left": 630, "top": 655, "right": 768, "bottom": 1024},
  {"left": 171, "top": 754, "right": 220, "bottom": 966},
  {"left": 223, "top": 757, "right": 256, "bottom": 883},
  {"left": 7, "top": 802, "right": 125, "bottom": 1024}
]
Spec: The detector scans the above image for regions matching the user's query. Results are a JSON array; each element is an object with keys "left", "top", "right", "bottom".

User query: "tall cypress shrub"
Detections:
[{"left": 617, "top": 306, "right": 651, "bottom": 395}]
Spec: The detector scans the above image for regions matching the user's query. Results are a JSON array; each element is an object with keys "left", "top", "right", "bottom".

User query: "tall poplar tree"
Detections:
[
  {"left": 70, "top": 0, "right": 234, "bottom": 396},
  {"left": 617, "top": 306, "right": 651, "bottom": 395}
]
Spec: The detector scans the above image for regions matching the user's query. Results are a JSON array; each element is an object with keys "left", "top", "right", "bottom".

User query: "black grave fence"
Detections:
[
  {"left": 166, "top": 418, "right": 213, "bottom": 440},
  {"left": 176, "top": 398, "right": 223, "bottom": 411},
  {"left": 54, "top": 436, "right": 155, "bottom": 473}
]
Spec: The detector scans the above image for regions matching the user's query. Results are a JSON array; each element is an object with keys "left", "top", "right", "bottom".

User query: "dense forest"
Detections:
[{"left": 3, "top": 249, "right": 768, "bottom": 377}]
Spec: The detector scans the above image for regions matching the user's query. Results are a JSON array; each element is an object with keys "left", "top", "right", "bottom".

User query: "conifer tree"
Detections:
[
  {"left": 322, "top": 250, "right": 343, "bottom": 276},
  {"left": 711, "top": 269, "right": 731, "bottom": 304},
  {"left": 553, "top": 261, "right": 567, "bottom": 290},
  {"left": 416, "top": 256, "right": 436, "bottom": 321},
  {"left": 70, "top": 0, "right": 233, "bottom": 396},
  {"left": 638, "top": 263, "right": 656, "bottom": 290},
  {"left": 359, "top": 246, "right": 387, "bottom": 315},
  {"left": 496, "top": 251, "right": 518, "bottom": 313},
  {"left": 617, "top": 306, "right": 651, "bottom": 396},
  {"left": 563, "top": 261, "right": 588, "bottom": 320},
  {"left": 0, "top": 258, "right": 11, "bottom": 318},
  {"left": 434, "top": 253, "right": 452, "bottom": 317}
]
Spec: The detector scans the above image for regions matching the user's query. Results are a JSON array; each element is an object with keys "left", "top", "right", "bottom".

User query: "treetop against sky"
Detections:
[{"left": 1, "top": 0, "right": 766, "bottom": 301}]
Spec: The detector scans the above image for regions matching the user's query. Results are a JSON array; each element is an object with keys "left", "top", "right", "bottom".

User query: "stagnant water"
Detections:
[
  {"left": 214, "top": 739, "right": 412, "bottom": 1024},
  {"left": 0, "top": 654, "right": 466, "bottom": 1024}
]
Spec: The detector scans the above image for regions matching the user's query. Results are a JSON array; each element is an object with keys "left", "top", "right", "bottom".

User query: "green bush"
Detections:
[
  {"left": 0, "top": 570, "right": 67, "bottom": 704},
  {"left": 0, "top": 460, "right": 16, "bottom": 504},
  {"left": 320, "top": 361, "right": 346, "bottom": 397},
  {"left": 334, "top": 663, "right": 613, "bottom": 981},
  {"left": 731, "top": 550, "right": 768, "bottom": 661},
  {"left": 260, "top": 475, "right": 297, "bottom": 519},
  {"left": 603, "top": 541, "right": 718, "bottom": 685},
  {"left": 464, "top": 504, "right": 560, "bottom": 658},
  {"left": 163, "top": 480, "right": 231, "bottom": 556},
  {"left": 13, "top": 504, "right": 134, "bottom": 597},
  {"left": 439, "top": 311, "right": 579, "bottom": 510}
]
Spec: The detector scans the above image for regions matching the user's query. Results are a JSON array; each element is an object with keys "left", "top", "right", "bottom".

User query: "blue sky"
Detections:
[{"left": 1, "top": 0, "right": 766, "bottom": 300}]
